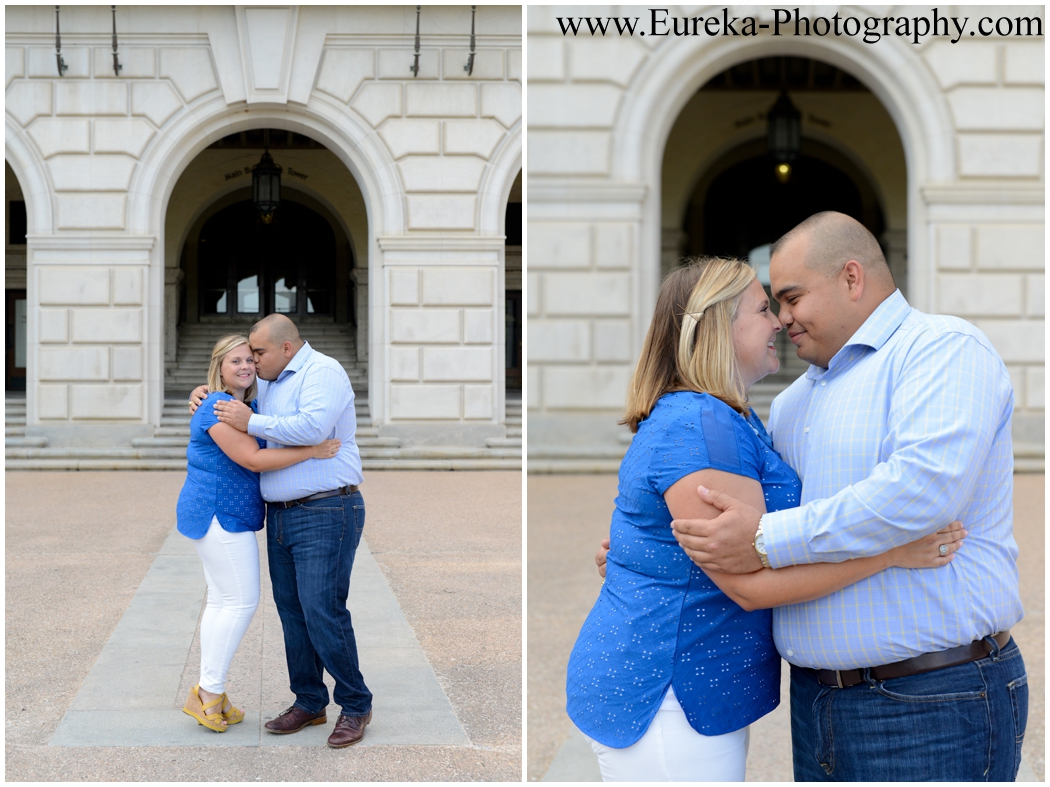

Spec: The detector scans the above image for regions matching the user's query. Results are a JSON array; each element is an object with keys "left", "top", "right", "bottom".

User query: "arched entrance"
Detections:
[
  {"left": 612, "top": 35, "right": 955, "bottom": 359},
  {"left": 658, "top": 55, "right": 908, "bottom": 390},
  {"left": 162, "top": 126, "right": 369, "bottom": 400}
]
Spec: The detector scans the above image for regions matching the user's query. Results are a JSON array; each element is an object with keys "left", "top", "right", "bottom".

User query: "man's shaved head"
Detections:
[
  {"left": 248, "top": 314, "right": 304, "bottom": 381},
  {"left": 251, "top": 313, "right": 301, "bottom": 346},
  {"left": 772, "top": 211, "right": 894, "bottom": 288}
]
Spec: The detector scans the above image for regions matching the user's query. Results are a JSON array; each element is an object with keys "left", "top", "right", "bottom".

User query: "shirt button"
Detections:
[
  {"left": 821, "top": 381, "right": 826, "bottom": 386},
  {"left": 786, "top": 649, "right": 794, "bottom": 657},
  {"left": 804, "top": 427, "right": 809, "bottom": 433}
]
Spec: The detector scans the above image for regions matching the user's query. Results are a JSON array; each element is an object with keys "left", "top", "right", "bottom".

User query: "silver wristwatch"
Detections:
[{"left": 754, "top": 518, "right": 772, "bottom": 569}]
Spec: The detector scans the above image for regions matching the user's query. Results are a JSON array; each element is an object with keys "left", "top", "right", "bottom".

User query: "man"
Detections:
[
  {"left": 670, "top": 212, "right": 1025, "bottom": 780},
  {"left": 191, "top": 313, "right": 372, "bottom": 748}
]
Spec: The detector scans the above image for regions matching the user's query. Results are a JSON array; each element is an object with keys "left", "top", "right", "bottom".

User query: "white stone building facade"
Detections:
[
  {"left": 528, "top": 5, "right": 1044, "bottom": 471},
  {"left": 6, "top": 5, "right": 522, "bottom": 464}
]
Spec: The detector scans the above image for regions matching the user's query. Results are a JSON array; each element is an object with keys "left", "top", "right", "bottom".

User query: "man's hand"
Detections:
[
  {"left": 596, "top": 538, "right": 610, "bottom": 579},
  {"left": 213, "top": 398, "right": 253, "bottom": 432},
  {"left": 188, "top": 385, "right": 209, "bottom": 415},
  {"left": 671, "top": 485, "right": 764, "bottom": 574}
]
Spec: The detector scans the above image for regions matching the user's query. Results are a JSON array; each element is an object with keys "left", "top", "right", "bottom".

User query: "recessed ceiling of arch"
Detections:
[{"left": 701, "top": 57, "right": 870, "bottom": 93}]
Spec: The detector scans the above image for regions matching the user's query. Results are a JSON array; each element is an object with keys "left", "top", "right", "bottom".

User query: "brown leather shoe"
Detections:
[
  {"left": 264, "top": 705, "right": 327, "bottom": 734},
  {"left": 327, "top": 710, "right": 372, "bottom": 748}
]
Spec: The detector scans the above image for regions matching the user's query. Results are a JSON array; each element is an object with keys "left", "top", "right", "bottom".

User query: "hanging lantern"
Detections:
[
  {"left": 767, "top": 90, "right": 801, "bottom": 182},
  {"left": 252, "top": 149, "right": 282, "bottom": 223}
]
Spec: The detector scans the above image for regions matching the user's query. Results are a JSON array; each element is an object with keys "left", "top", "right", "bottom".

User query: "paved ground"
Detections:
[
  {"left": 527, "top": 473, "right": 1044, "bottom": 782},
  {"left": 7, "top": 470, "right": 521, "bottom": 781}
]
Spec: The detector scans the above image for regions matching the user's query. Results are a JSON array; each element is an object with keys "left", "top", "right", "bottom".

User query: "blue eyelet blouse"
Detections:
[
  {"left": 176, "top": 391, "right": 266, "bottom": 539},
  {"left": 566, "top": 391, "right": 802, "bottom": 747}
]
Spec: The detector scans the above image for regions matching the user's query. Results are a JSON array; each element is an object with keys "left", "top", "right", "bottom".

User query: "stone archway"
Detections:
[
  {"left": 612, "top": 30, "right": 957, "bottom": 355},
  {"left": 126, "top": 98, "right": 400, "bottom": 426}
]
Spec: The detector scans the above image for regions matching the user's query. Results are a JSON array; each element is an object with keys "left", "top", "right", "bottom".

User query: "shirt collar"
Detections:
[
  {"left": 806, "top": 290, "right": 910, "bottom": 379},
  {"left": 276, "top": 340, "right": 313, "bottom": 383}
]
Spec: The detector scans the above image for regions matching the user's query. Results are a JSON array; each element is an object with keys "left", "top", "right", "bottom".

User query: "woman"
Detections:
[
  {"left": 566, "top": 258, "right": 964, "bottom": 781},
  {"left": 177, "top": 334, "right": 341, "bottom": 732}
]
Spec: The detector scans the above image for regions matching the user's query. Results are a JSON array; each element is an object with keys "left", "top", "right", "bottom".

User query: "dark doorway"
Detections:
[
  {"left": 686, "top": 153, "right": 881, "bottom": 260},
  {"left": 506, "top": 290, "right": 522, "bottom": 391},
  {"left": 6, "top": 289, "right": 26, "bottom": 390},
  {"left": 197, "top": 200, "right": 341, "bottom": 321},
  {"left": 505, "top": 198, "right": 522, "bottom": 391}
]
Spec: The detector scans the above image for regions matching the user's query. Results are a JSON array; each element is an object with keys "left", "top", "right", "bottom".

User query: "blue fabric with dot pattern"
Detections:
[
  {"left": 176, "top": 391, "right": 266, "bottom": 539},
  {"left": 566, "top": 391, "right": 802, "bottom": 746}
]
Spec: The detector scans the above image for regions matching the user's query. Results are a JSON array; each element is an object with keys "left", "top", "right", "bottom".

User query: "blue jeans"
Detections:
[
  {"left": 266, "top": 491, "right": 372, "bottom": 717},
  {"left": 790, "top": 637, "right": 1027, "bottom": 781}
]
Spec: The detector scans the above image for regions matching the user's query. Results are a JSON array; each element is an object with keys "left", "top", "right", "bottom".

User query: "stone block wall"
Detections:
[
  {"left": 6, "top": 5, "right": 521, "bottom": 448},
  {"left": 527, "top": 5, "right": 1043, "bottom": 463}
]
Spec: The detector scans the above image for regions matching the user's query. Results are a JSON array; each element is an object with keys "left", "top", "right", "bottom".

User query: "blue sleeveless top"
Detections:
[
  {"left": 176, "top": 391, "right": 266, "bottom": 539},
  {"left": 566, "top": 391, "right": 802, "bottom": 746}
]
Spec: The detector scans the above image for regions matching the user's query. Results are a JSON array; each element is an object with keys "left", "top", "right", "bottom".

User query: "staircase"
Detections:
[
  {"left": 5, "top": 392, "right": 45, "bottom": 448},
  {"left": 7, "top": 322, "right": 521, "bottom": 470}
]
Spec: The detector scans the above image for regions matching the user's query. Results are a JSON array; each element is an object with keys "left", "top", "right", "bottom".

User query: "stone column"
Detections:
[
  {"left": 661, "top": 228, "right": 688, "bottom": 279},
  {"left": 881, "top": 228, "right": 908, "bottom": 301},
  {"left": 27, "top": 237, "right": 153, "bottom": 447},
  {"left": 351, "top": 266, "right": 368, "bottom": 364},
  {"left": 377, "top": 236, "right": 505, "bottom": 447},
  {"left": 164, "top": 267, "right": 183, "bottom": 364},
  {"left": 527, "top": 184, "right": 647, "bottom": 456}
]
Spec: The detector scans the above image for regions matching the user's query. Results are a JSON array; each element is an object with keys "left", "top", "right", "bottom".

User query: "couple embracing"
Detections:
[
  {"left": 176, "top": 313, "right": 372, "bottom": 748},
  {"left": 569, "top": 212, "right": 1027, "bottom": 781}
]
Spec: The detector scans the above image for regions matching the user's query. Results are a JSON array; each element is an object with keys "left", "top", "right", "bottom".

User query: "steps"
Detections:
[{"left": 5, "top": 393, "right": 46, "bottom": 449}]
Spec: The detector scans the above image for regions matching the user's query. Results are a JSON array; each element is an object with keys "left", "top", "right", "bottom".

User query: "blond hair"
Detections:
[
  {"left": 621, "top": 257, "right": 756, "bottom": 432},
  {"left": 207, "top": 334, "right": 258, "bottom": 403}
]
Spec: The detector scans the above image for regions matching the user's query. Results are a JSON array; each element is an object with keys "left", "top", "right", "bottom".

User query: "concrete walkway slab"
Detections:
[
  {"left": 7, "top": 470, "right": 520, "bottom": 781},
  {"left": 51, "top": 527, "right": 468, "bottom": 748}
]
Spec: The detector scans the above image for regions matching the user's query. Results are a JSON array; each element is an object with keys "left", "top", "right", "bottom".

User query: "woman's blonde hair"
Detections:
[
  {"left": 207, "top": 334, "right": 258, "bottom": 403},
  {"left": 621, "top": 257, "right": 756, "bottom": 432}
]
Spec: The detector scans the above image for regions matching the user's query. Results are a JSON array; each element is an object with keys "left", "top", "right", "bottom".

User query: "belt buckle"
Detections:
[{"left": 834, "top": 670, "right": 845, "bottom": 689}]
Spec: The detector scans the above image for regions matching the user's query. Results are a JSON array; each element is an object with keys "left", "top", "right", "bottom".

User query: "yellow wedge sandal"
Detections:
[
  {"left": 182, "top": 684, "right": 228, "bottom": 732},
  {"left": 221, "top": 693, "right": 245, "bottom": 725}
]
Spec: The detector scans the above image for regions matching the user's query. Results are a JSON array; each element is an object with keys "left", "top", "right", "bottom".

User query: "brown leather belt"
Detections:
[
  {"left": 272, "top": 484, "right": 359, "bottom": 509},
  {"left": 808, "top": 630, "right": 1011, "bottom": 688}
]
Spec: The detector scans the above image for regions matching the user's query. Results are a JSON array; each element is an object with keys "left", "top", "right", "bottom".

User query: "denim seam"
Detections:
[
  {"left": 873, "top": 687, "right": 987, "bottom": 703},
  {"left": 978, "top": 665, "right": 992, "bottom": 779},
  {"left": 820, "top": 688, "right": 835, "bottom": 775}
]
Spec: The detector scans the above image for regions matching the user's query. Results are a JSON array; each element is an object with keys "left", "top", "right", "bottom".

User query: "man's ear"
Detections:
[{"left": 842, "top": 260, "right": 865, "bottom": 301}]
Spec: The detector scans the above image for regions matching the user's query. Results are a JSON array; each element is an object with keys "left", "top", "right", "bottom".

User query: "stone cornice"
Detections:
[
  {"left": 27, "top": 235, "right": 156, "bottom": 251},
  {"left": 377, "top": 235, "right": 506, "bottom": 252},
  {"left": 527, "top": 182, "right": 649, "bottom": 204},
  {"left": 921, "top": 184, "right": 1044, "bottom": 205}
]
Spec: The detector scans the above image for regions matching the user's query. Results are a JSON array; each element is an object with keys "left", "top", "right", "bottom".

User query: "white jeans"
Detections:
[
  {"left": 587, "top": 687, "right": 750, "bottom": 782},
  {"left": 191, "top": 517, "right": 260, "bottom": 694}
]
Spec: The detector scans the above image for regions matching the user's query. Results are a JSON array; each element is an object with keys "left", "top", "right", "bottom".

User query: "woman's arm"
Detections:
[
  {"left": 665, "top": 469, "right": 963, "bottom": 612},
  {"left": 207, "top": 422, "right": 339, "bottom": 473}
]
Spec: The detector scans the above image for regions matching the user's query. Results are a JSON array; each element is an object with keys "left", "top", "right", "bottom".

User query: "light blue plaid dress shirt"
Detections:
[
  {"left": 765, "top": 290, "right": 1022, "bottom": 670},
  {"left": 247, "top": 341, "right": 364, "bottom": 503}
]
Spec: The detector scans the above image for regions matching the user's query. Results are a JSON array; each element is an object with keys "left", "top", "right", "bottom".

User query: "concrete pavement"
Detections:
[
  {"left": 527, "top": 473, "right": 1044, "bottom": 782},
  {"left": 7, "top": 470, "right": 521, "bottom": 781}
]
